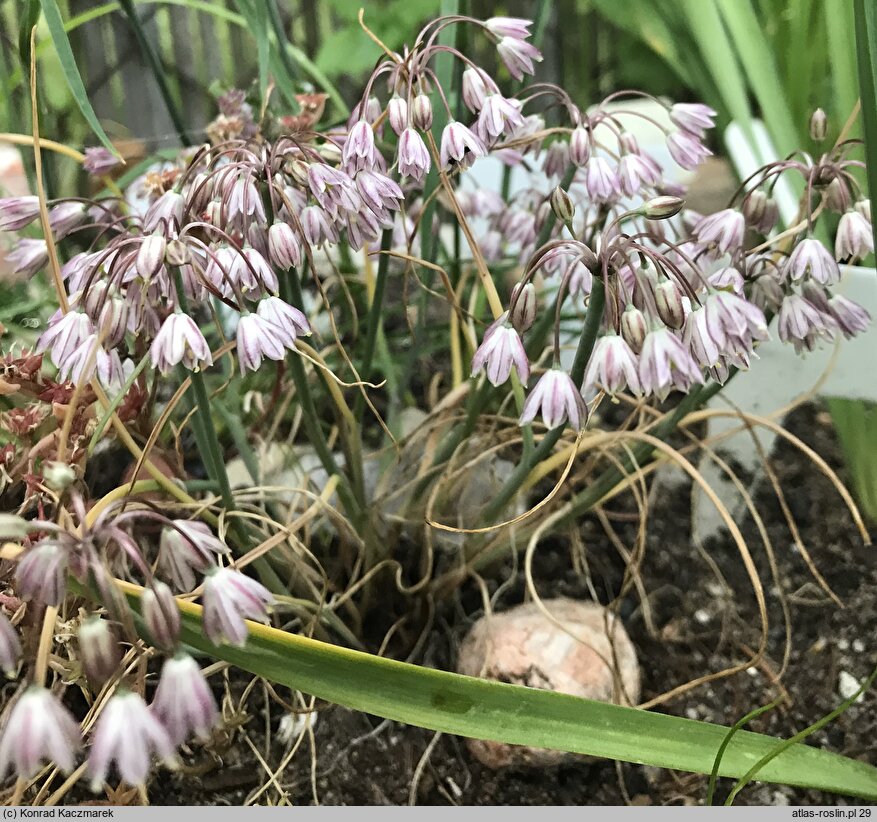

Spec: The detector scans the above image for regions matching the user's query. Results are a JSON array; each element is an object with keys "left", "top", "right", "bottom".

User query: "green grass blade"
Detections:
[
  {"left": 113, "top": 590, "right": 877, "bottom": 800},
  {"left": 36, "top": 0, "right": 118, "bottom": 155}
]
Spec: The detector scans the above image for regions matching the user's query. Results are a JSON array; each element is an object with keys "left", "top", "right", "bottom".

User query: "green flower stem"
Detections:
[
  {"left": 117, "top": 0, "right": 191, "bottom": 147},
  {"left": 354, "top": 228, "right": 393, "bottom": 421},
  {"left": 282, "top": 266, "right": 364, "bottom": 521}
]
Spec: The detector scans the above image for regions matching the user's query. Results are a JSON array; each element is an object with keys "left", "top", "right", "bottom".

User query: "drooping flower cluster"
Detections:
[{"left": 0, "top": 494, "right": 272, "bottom": 789}]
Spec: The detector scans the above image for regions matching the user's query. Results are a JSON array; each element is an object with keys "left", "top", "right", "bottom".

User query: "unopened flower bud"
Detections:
[
  {"left": 412, "top": 94, "right": 433, "bottom": 131},
  {"left": 641, "top": 196, "right": 684, "bottom": 220},
  {"left": 825, "top": 177, "right": 851, "bottom": 212},
  {"left": 655, "top": 279, "right": 686, "bottom": 329},
  {"left": 142, "top": 580, "right": 180, "bottom": 651},
  {"left": 43, "top": 461, "right": 76, "bottom": 493},
  {"left": 284, "top": 157, "right": 311, "bottom": 186},
  {"left": 743, "top": 190, "right": 767, "bottom": 225},
  {"left": 855, "top": 198, "right": 871, "bottom": 223},
  {"left": 570, "top": 125, "right": 591, "bottom": 167},
  {"left": 268, "top": 221, "right": 303, "bottom": 269},
  {"left": 78, "top": 618, "right": 120, "bottom": 687},
  {"left": 388, "top": 96, "right": 408, "bottom": 136},
  {"left": 510, "top": 282, "right": 537, "bottom": 333},
  {"left": 809, "top": 108, "right": 827, "bottom": 142},
  {"left": 165, "top": 238, "right": 192, "bottom": 267},
  {"left": 318, "top": 142, "right": 343, "bottom": 164},
  {"left": 0, "top": 514, "right": 30, "bottom": 540},
  {"left": 136, "top": 234, "right": 166, "bottom": 280},
  {"left": 549, "top": 186, "right": 575, "bottom": 224},
  {"left": 620, "top": 304, "right": 647, "bottom": 353}
]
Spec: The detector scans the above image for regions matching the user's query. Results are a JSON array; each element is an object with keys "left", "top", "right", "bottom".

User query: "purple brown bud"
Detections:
[
  {"left": 549, "top": 186, "right": 575, "bottom": 224},
  {"left": 412, "top": 94, "right": 433, "bottom": 131},
  {"left": 621, "top": 304, "right": 648, "bottom": 353},
  {"left": 78, "top": 617, "right": 120, "bottom": 687},
  {"left": 655, "top": 279, "right": 686, "bottom": 329},
  {"left": 142, "top": 580, "right": 181, "bottom": 651},
  {"left": 510, "top": 282, "right": 537, "bottom": 333},
  {"left": 570, "top": 125, "right": 591, "bottom": 167}
]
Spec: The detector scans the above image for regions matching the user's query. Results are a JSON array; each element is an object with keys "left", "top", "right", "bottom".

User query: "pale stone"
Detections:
[{"left": 457, "top": 598, "right": 640, "bottom": 768}]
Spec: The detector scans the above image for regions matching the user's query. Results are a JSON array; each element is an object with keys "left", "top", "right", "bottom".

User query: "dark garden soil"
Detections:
[{"left": 149, "top": 401, "right": 876, "bottom": 806}]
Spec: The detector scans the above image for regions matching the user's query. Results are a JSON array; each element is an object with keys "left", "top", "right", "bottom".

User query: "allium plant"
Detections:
[{"left": 0, "top": 8, "right": 873, "bottom": 803}]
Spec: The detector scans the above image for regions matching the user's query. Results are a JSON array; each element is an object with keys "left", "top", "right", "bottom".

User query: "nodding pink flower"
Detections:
[
  {"left": 88, "top": 691, "right": 177, "bottom": 792},
  {"left": 204, "top": 244, "right": 237, "bottom": 294},
  {"left": 387, "top": 96, "right": 408, "bottom": 135},
  {"left": 239, "top": 245, "right": 278, "bottom": 294},
  {"left": 48, "top": 202, "right": 87, "bottom": 239},
  {"left": 520, "top": 368, "right": 587, "bottom": 430},
  {"left": 224, "top": 174, "right": 266, "bottom": 228},
  {"left": 136, "top": 233, "right": 167, "bottom": 280},
  {"left": 37, "top": 310, "right": 94, "bottom": 368},
  {"left": 397, "top": 128, "right": 431, "bottom": 183},
  {"left": 143, "top": 190, "right": 184, "bottom": 233},
  {"left": 440, "top": 121, "right": 487, "bottom": 171},
  {"left": 342, "top": 120, "right": 378, "bottom": 172},
  {"left": 6, "top": 238, "right": 48, "bottom": 279},
  {"left": 496, "top": 36, "right": 542, "bottom": 80},
  {"left": 704, "top": 290, "right": 769, "bottom": 352},
  {"left": 301, "top": 204, "right": 339, "bottom": 247},
  {"left": 485, "top": 16, "right": 533, "bottom": 39},
  {"left": 784, "top": 238, "right": 840, "bottom": 285},
  {"left": 669, "top": 103, "right": 717, "bottom": 136},
  {"left": 256, "top": 296, "right": 311, "bottom": 348},
  {"left": 692, "top": 208, "right": 745, "bottom": 255},
  {"left": 477, "top": 94, "right": 524, "bottom": 141},
  {"left": 236, "top": 311, "right": 287, "bottom": 374},
  {"left": 471, "top": 320, "right": 530, "bottom": 387},
  {"left": 462, "top": 67, "right": 497, "bottom": 112},
  {"left": 16, "top": 540, "right": 69, "bottom": 607},
  {"left": 151, "top": 654, "right": 219, "bottom": 746},
  {"left": 202, "top": 567, "right": 274, "bottom": 647},
  {"left": 570, "top": 125, "right": 591, "bottom": 167},
  {"left": 638, "top": 327, "right": 704, "bottom": 400},
  {"left": 667, "top": 130, "right": 712, "bottom": 170},
  {"left": 708, "top": 266, "right": 745, "bottom": 295},
  {"left": 585, "top": 156, "right": 621, "bottom": 202},
  {"left": 777, "top": 293, "right": 838, "bottom": 353},
  {"left": 543, "top": 141, "right": 570, "bottom": 179},
  {"left": 0, "top": 688, "right": 81, "bottom": 779},
  {"left": 344, "top": 206, "right": 383, "bottom": 250},
  {"left": 0, "top": 612, "right": 21, "bottom": 677},
  {"left": 0, "top": 195, "right": 40, "bottom": 231},
  {"left": 142, "top": 580, "right": 180, "bottom": 651},
  {"left": 82, "top": 146, "right": 121, "bottom": 176},
  {"left": 150, "top": 312, "right": 213, "bottom": 374},
  {"left": 835, "top": 210, "right": 874, "bottom": 261},
  {"left": 412, "top": 93, "right": 433, "bottom": 131},
  {"left": 582, "top": 334, "right": 642, "bottom": 398},
  {"left": 827, "top": 294, "right": 871, "bottom": 338},
  {"left": 619, "top": 152, "right": 660, "bottom": 197},
  {"left": 307, "top": 164, "right": 361, "bottom": 216},
  {"left": 355, "top": 169, "right": 403, "bottom": 219},
  {"left": 684, "top": 306, "right": 721, "bottom": 367},
  {"left": 160, "top": 520, "right": 230, "bottom": 593},
  {"left": 268, "top": 221, "right": 303, "bottom": 269}
]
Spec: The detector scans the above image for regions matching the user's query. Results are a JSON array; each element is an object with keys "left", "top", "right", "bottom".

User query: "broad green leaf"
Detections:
[
  {"left": 37, "top": 0, "right": 118, "bottom": 155},
  {"left": 116, "top": 582, "right": 877, "bottom": 800}
]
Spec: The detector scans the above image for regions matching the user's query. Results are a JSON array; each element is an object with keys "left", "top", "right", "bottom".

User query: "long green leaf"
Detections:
[
  {"left": 116, "top": 585, "right": 877, "bottom": 799},
  {"left": 36, "top": 0, "right": 117, "bottom": 155},
  {"left": 715, "top": 0, "right": 799, "bottom": 157}
]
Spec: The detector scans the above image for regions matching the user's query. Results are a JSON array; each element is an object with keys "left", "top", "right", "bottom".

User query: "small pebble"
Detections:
[{"left": 838, "top": 671, "right": 865, "bottom": 703}]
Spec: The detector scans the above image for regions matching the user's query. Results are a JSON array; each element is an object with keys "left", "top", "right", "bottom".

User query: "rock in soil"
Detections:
[{"left": 456, "top": 597, "right": 640, "bottom": 768}]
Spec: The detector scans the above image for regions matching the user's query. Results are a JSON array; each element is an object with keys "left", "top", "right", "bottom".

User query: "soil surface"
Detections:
[{"left": 149, "top": 401, "right": 876, "bottom": 806}]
